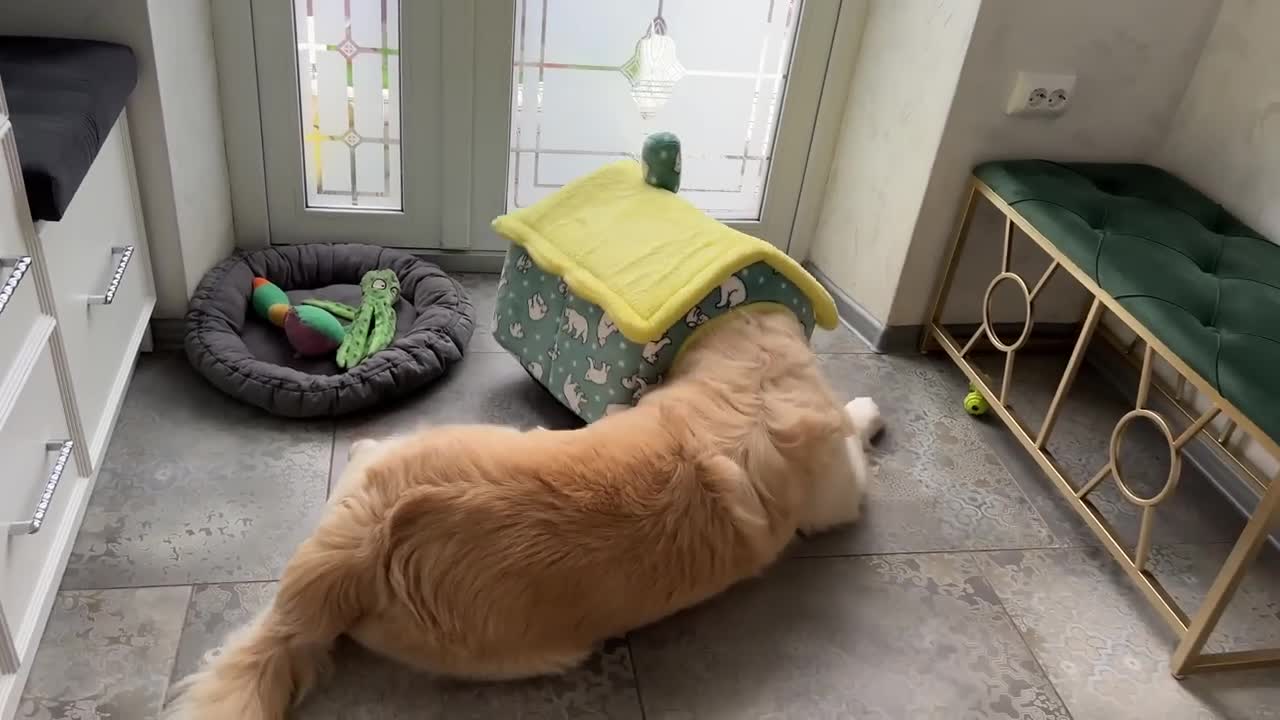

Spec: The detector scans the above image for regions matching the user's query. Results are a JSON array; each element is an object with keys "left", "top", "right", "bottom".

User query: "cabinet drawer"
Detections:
[
  {"left": 0, "top": 253, "right": 41, "bottom": 385},
  {"left": 38, "top": 119, "right": 154, "bottom": 459},
  {"left": 0, "top": 340, "right": 77, "bottom": 644},
  {"left": 0, "top": 126, "right": 31, "bottom": 258}
]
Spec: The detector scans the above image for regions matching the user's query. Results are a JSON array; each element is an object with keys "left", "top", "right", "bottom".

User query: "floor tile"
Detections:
[
  {"left": 17, "top": 587, "right": 190, "bottom": 720},
  {"left": 455, "top": 272, "right": 503, "bottom": 352},
  {"left": 61, "top": 353, "right": 332, "bottom": 589},
  {"left": 1153, "top": 543, "right": 1280, "bottom": 653},
  {"left": 167, "top": 582, "right": 640, "bottom": 719},
  {"left": 167, "top": 582, "right": 278, "bottom": 701},
  {"left": 969, "top": 352, "right": 1245, "bottom": 548},
  {"left": 980, "top": 545, "right": 1280, "bottom": 720},
  {"left": 331, "top": 352, "right": 582, "bottom": 489},
  {"left": 300, "top": 639, "right": 641, "bottom": 720},
  {"left": 800, "top": 353, "right": 1057, "bottom": 555},
  {"left": 811, "top": 322, "right": 873, "bottom": 354},
  {"left": 629, "top": 554, "right": 1069, "bottom": 719}
]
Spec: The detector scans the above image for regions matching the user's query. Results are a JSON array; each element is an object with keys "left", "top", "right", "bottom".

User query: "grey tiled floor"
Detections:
[{"left": 20, "top": 274, "right": 1280, "bottom": 719}]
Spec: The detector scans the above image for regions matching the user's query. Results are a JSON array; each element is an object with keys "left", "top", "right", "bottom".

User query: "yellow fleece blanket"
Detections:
[{"left": 491, "top": 160, "right": 837, "bottom": 343}]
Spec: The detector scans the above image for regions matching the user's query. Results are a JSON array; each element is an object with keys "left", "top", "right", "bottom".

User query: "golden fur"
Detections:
[{"left": 166, "top": 308, "right": 882, "bottom": 719}]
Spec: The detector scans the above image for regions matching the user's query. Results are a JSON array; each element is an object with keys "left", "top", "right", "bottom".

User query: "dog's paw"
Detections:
[
  {"left": 846, "top": 397, "right": 883, "bottom": 443},
  {"left": 349, "top": 438, "right": 380, "bottom": 460}
]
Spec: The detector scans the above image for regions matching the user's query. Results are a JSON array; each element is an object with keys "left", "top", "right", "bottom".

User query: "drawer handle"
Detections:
[
  {"left": 0, "top": 255, "right": 32, "bottom": 318},
  {"left": 5, "top": 440, "right": 74, "bottom": 536},
  {"left": 88, "top": 245, "right": 135, "bottom": 306}
]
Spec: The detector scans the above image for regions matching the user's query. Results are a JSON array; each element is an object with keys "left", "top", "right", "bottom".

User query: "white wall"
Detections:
[
  {"left": 1146, "top": 0, "right": 1280, "bottom": 479},
  {"left": 1156, "top": 0, "right": 1280, "bottom": 240},
  {"left": 808, "top": 0, "right": 981, "bottom": 323},
  {"left": 0, "top": 0, "right": 235, "bottom": 318},
  {"left": 147, "top": 0, "right": 236, "bottom": 309},
  {"left": 807, "top": 0, "right": 1223, "bottom": 329},
  {"left": 891, "top": 0, "right": 1222, "bottom": 326}
]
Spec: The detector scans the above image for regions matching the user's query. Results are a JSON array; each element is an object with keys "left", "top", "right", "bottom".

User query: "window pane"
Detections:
[
  {"left": 508, "top": 0, "right": 800, "bottom": 220},
  {"left": 294, "top": 0, "right": 402, "bottom": 210}
]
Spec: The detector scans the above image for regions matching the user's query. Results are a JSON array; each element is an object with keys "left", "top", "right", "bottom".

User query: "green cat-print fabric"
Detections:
[{"left": 494, "top": 246, "right": 816, "bottom": 423}]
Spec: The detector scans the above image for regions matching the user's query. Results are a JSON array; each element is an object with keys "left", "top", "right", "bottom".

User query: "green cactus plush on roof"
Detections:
[{"left": 302, "top": 269, "right": 400, "bottom": 369}]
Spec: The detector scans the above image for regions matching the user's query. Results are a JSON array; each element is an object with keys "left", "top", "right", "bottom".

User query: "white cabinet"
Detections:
[
  {"left": 0, "top": 100, "right": 155, "bottom": 717},
  {"left": 37, "top": 120, "right": 155, "bottom": 463},
  {"left": 0, "top": 337, "right": 81, "bottom": 677}
]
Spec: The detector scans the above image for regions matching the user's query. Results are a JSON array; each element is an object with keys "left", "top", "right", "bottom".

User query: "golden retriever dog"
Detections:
[{"left": 167, "top": 307, "right": 882, "bottom": 719}]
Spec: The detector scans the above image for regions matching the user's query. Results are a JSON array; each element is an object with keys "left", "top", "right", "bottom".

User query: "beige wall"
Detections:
[
  {"left": 1150, "top": 0, "right": 1280, "bottom": 479},
  {"left": 808, "top": 0, "right": 1223, "bottom": 328},
  {"left": 0, "top": 0, "right": 235, "bottom": 319},
  {"left": 891, "top": 0, "right": 1222, "bottom": 326},
  {"left": 808, "top": 0, "right": 981, "bottom": 323},
  {"left": 1156, "top": 0, "right": 1280, "bottom": 240}
]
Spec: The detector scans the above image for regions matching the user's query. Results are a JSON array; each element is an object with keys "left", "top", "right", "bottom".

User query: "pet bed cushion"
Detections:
[
  {"left": 186, "top": 244, "right": 474, "bottom": 418},
  {"left": 0, "top": 36, "right": 138, "bottom": 221},
  {"left": 492, "top": 159, "right": 838, "bottom": 342}
]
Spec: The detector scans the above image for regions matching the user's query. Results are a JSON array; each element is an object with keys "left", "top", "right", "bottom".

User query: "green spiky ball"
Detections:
[{"left": 963, "top": 387, "right": 989, "bottom": 416}]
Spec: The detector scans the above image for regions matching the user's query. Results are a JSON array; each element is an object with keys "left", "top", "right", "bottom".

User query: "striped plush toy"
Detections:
[{"left": 250, "top": 277, "right": 347, "bottom": 357}]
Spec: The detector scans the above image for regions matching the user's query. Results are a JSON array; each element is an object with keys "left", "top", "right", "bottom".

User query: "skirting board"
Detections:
[
  {"left": 805, "top": 262, "right": 895, "bottom": 352},
  {"left": 804, "top": 262, "right": 1079, "bottom": 354},
  {"left": 149, "top": 318, "right": 185, "bottom": 352}
]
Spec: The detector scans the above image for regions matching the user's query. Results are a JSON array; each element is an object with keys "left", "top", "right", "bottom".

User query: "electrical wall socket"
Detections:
[{"left": 1006, "top": 71, "right": 1076, "bottom": 116}]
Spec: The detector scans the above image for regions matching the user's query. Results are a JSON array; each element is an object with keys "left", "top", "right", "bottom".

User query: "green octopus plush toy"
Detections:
[{"left": 302, "top": 269, "right": 401, "bottom": 369}]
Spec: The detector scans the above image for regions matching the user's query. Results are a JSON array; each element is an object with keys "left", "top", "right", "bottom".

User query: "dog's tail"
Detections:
[{"left": 166, "top": 500, "right": 389, "bottom": 720}]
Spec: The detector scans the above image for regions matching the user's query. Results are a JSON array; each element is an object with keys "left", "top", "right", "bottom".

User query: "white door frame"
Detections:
[{"left": 211, "top": 0, "right": 862, "bottom": 265}]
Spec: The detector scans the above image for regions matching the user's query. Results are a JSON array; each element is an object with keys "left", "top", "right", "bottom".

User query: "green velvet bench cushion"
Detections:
[{"left": 974, "top": 160, "right": 1280, "bottom": 444}]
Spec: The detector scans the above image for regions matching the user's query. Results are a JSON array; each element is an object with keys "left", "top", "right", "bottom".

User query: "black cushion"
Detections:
[
  {"left": 0, "top": 36, "right": 138, "bottom": 221},
  {"left": 186, "top": 244, "right": 475, "bottom": 418}
]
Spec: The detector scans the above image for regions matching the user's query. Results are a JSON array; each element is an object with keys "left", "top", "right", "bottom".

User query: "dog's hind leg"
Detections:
[
  {"left": 350, "top": 614, "right": 593, "bottom": 681},
  {"left": 437, "top": 648, "right": 594, "bottom": 681}
]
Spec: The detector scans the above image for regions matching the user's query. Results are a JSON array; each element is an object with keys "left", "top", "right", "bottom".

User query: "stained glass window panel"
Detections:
[{"left": 294, "top": 0, "right": 402, "bottom": 210}]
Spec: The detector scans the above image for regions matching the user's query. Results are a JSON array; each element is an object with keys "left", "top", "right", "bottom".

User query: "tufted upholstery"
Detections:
[{"left": 975, "top": 160, "right": 1280, "bottom": 444}]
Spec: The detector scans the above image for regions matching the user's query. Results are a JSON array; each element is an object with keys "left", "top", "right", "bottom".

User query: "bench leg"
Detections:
[
  {"left": 921, "top": 185, "right": 980, "bottom": 353},
  {"left": 1171, "top": 474, "right": 1280, "bottom": 676}
]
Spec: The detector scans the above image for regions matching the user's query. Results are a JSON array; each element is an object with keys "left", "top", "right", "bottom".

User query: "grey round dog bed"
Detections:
[{"left": 185, "top": 244, "right": 475, "bottom": 417}]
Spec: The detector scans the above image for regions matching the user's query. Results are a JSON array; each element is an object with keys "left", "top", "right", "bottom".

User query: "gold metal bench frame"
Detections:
[{"left": 923, "top": 177, "right": 1280, "bottom": 677}]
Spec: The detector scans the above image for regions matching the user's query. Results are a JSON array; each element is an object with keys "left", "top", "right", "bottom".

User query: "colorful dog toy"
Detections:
[
  {"left": 250, "top": 277, "right": 346, "bottom": 356},
  {"left": 963, "top": 383, "right": 989, "bottom": 416},
  {"left": 303, "top": 269, "right": 400, "bottom": 369}
]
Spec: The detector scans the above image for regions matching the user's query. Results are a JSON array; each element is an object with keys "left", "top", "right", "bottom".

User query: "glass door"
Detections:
[
  {"left": 507, "top": 0, "right": 838, "bottom": 248},
  {"left": 250, "top": 0, "right": 838, "bottom": 251},
  {"left": 253, "top": 0, "right": 443, "bottom": 246}
]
